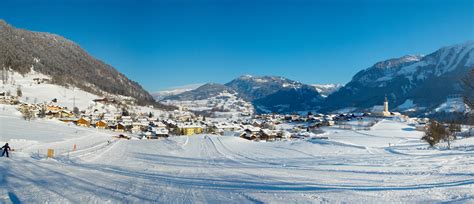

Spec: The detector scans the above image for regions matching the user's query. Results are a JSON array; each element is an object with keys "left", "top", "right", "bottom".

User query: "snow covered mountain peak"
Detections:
[
  {"left": 236, "top": 75, "right": 294, "bottom": 84},
  {"left": 324, "top": 41, "right": 474, "bottom": 117},
  {"left": 425, "top": 41, "right": 474, "bottom": 67},
  {"left": 352, "top": 41, "right": 474, "bottom": 84},
  {"left": 439, "top": 40, "right": 474, "bottom": 50},
  {"left": 239, "top": 74, "right": 254, "bottom": 79}
]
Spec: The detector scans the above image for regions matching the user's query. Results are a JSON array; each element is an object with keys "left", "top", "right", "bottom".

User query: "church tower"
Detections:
[{"left": 384, "top": 96, "right": 389, "bottom": 113}]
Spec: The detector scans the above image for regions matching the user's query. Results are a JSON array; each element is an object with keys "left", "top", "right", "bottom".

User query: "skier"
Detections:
[{"left": 1, "top": 143, "right": 11, "bottom": 157}]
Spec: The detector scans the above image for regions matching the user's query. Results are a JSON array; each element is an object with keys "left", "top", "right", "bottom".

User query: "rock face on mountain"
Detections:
[
  {"left": 253, "top": 84, "right": 323, "bottom": 113},
  {"left": 225, "top": 75, "right": 323, "bottom": 113},
  {"left": 323, "top": 42, "right": 474, "bottom": 114},
  {"left": 0, "top": 20, "right": 156, "bottom": 106}
]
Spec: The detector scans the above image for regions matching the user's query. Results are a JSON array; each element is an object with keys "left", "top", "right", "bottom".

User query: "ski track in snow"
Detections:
[{"left": 1, "top": 107, "right": 474, "bottom": 203}]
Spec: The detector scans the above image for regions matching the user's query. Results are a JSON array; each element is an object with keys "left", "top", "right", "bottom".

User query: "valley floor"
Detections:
[{"left": 0, "top": 105, "right": 473, "bottom": 203}]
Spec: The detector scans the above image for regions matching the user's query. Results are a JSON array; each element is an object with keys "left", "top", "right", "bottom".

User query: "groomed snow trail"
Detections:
[{"left": 1, "top": 113, "right": 473, "bottom": 203}]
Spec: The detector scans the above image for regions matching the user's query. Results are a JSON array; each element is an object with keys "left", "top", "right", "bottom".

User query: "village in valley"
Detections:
[
  {"left": 1, "top": 75, "right": 438, "bottom": 143},
  {"left": 1, "top": 57, "right": 472, "bottom": 204},
  {"left": 2, "top": 73, "right": 474, "bottom": 203},
  {"left": 0, "top": 2, "right": 473, "bottom": 201}
]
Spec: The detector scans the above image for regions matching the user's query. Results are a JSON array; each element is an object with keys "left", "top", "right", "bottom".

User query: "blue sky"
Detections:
[{"left": 1, "top": 0, "right": 473, "bottom": 91}]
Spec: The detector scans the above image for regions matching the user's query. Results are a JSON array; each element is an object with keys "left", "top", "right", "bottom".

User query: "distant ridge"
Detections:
[
  {"left": 158, "top": 41, "right": 474, "bottom": 117},
  {"left": 323, "top": 41, "right": 474, "bottom": 115}
]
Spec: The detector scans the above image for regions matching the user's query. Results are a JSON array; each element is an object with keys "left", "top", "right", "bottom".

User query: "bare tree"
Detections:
[
  {"left": 446, "top": 122, "right": 461, "bottom": 149},
  {"left": 422, "top": 119, "right": 446, "bottom": 147},
  {"left": 20, "top": 108, "right": 35, "bottom": 121},
  {"left": 16, "top": 86, "right": 22, "bottom": 97},
  {"left": 462, "top": 68, "right": 474, "bottom": 124},
  {"left": 1, "top": 67, "right": 4, "bottom": 84}
]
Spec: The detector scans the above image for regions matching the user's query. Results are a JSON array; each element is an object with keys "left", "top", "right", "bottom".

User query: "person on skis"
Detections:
[{"left": 1, "top": 143, "right": 11, "bottom": 157}]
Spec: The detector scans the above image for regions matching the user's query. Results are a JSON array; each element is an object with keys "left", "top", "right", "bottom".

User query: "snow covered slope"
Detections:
[
  {"left": 0, "top": 104, "right": 115, "bottom": 155},
  {"left": 434, "top": 97, "right": 470, "bottom": 113},
  {"left": 0, "top": 20, "right": 155, "bottom": 105},
  {"left": 311, "top": 84, "right": 343, "bottom": 97},
  {"left": 1, "top": 105, "right": 473, "bottom": 203},
  {"left": 152, "top": 83, "right": 203, "bottom": 101},
  {"left": 1, "top": 70, "right": 101, "bottom": 110},
  {"left": 162, "top": 90, "right": 254, "bottom": 118}
]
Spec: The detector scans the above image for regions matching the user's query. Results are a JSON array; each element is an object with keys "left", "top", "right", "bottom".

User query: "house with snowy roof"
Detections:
[
  {"left": 239, "top": 125, "right": 261, "bottom": 140},
  {"left": 152, "top": 127, "right": 169, "bottom": 137},
  {"left": 77, "top": 117, "right": 91, "bottom": 127},
  {"left": 95, "top": 120, "right": 108, "bottom": 129},
  {"left": 177, "top": 123, "right": 203, "bottom": 136},
  {"left": 121, "top": 116, "right": 133, "bottom": 126}
]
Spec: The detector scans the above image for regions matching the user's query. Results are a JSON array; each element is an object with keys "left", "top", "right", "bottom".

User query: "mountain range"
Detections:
[
  {"left": 159, "top": 42, "right": 474, "bottom": 116},
  {"left": 324, "top": 42, "right": 473, "bottom": 114},
  {"left": 160, "top": 75, "right": 326, "bottom": 113},
  {"left": 1, "top": 19, "right": 472, "bottom": 116}
]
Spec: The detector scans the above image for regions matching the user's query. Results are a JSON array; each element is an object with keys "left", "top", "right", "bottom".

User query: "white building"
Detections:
[
  {"left": 121, "top": 116, "right": 133, "bottom": 126},
  {"left": 371, "top": 96, "right": 391, "bottom": 117}
]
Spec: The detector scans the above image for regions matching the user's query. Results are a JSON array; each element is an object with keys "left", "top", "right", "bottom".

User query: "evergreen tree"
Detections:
[
  {"left": 37, "top": 106, "right": 46, "bottom": 118},
  {"left": 73, "top": 107, "right": 80, "bottom": 116}
]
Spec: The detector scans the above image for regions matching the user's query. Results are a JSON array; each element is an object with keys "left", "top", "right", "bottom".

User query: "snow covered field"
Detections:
[
  {"left": 1, "top": 70, "right": 101, "bottom": 110},
  {"left": 1, "top": 105, "right": 473, "bottom": 203}
]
